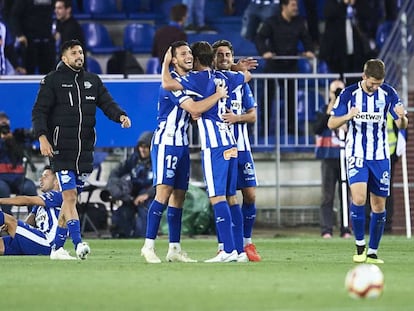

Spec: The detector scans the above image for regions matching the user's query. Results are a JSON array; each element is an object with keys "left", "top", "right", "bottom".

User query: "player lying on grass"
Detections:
[{"left": 0, "top": 166, "right": 74, "bottom": 258}]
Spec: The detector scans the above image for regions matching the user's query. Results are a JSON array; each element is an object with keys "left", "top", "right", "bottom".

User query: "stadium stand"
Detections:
[
  {"left": 123, "top": 23, "right": 156, "bottom": 54},
  {"left": 81, "top": 22, "right": 122, "bottom": 54}
]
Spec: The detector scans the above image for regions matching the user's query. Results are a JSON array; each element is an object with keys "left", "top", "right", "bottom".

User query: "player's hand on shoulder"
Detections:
[{"left": 216, "top": 83, "right": 228, "bottom": 99}]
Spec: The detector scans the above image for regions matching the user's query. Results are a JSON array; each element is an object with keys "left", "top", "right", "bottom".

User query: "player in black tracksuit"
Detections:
[{"left": 32, "top": 39, "right": 132, "bottom": 260}]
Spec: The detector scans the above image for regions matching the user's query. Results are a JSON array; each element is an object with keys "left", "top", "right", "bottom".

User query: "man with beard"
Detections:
[{"left": 32, "top": 39, "right": 131, "bottom": 260}]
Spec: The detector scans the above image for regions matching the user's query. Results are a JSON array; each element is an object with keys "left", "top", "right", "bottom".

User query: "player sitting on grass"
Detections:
[{"left": 0, "top": 166, "right": 74, "bottom": 258}]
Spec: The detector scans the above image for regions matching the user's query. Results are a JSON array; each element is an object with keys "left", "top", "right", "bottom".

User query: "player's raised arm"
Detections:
[{"left": 162, "top": 47, "right": 184, "bottom": 91}]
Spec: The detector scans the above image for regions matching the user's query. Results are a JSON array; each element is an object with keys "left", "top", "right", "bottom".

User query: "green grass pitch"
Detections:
[{"left": 2, "top": 234, "right": 413, "bottom": 311}]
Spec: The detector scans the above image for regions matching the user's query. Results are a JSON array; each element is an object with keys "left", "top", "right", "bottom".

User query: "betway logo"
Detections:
[{"left": 354, "top": 112, "right": 383, "bottom": 122}]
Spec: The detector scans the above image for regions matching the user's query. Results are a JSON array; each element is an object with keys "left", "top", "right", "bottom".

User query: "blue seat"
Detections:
[
  {"left": 145, "top": 57, "right": 160, "bottom": 74},
  {"left": 297, "top": 58, "right": 312, "bottom": 73},
  {"left": 123, "top": 23, "right": 155, "bottom": 54},
  {"left": 297, "top": 89, "right": 325, "bottom": 122},
  {"left": 83, "top": 0, "right": 125, "bottom": 19},
  {"left": 376, "top": 21, "right": 394, "bottom": 50},
  {"left": 81, "top": 22, "right": 122, "bottom": 54},
  {"left": 86, "top": 57, "right": 102, "bottom": 74},
  {"left": 123, "top": 0, "right": 162, "bottom": 20}
]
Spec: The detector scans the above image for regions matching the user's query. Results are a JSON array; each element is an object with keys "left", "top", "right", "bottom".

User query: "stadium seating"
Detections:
[
  {"left": 145, "top": 57, "right": 160, "bottom": 74},
  {"left": 376, "top": 21, "right": 394, "bottom": 50},
  {"left": 81, "top": 22, "right": 122, "bottom": 54},
  {"left": 86, "top": 56, "right": 102, "bottom": 74},
  {"left": 83, "top": 0, "right": 125, "bottom": 19},
  {"left": 123, "top": 23, "right": 155, "bottom": 54}
]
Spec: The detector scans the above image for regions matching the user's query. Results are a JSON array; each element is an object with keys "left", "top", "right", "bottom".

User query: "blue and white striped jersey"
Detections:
[
  {"left": 153, "top": 71, "right": 191, "bottom": 146},
  {"left": 227, "top": 82, "right": 256, "bottom": 151},
  {"left": 176, "top": 69, "right": 245, "bottom": 150},
  {"left": 331, "top": 82, "right": 402, "bottom": 160},
  {"left": 31, "top": 190, "right": 62, "bottom": 244}
]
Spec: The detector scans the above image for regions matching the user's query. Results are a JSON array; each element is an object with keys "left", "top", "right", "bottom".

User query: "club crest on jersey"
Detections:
[{"left": 223, "top": 147, "right": 237, "bottom": 160}]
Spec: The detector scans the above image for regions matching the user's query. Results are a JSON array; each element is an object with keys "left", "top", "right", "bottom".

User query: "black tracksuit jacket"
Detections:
[{"left": 32, "top": 62, "right": 127, "bottom": 173}]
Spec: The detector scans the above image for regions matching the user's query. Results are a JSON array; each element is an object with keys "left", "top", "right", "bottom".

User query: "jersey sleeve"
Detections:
[
  {"left": 39, "top": 190, "right": 63, "bottom": 209},
  {"left": 330, "top": 89, "right": 349, "bottom": 116},
  {"left": 242, "top": 83, "right": 256, "bottom": 110},
  {"left": 387, "top": 85, "right": 403, "bottom": 120}
]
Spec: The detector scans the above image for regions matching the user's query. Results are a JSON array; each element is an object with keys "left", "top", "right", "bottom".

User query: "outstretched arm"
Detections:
[{"left": 0, "top": 196, "right": 44, "bottom": 207}]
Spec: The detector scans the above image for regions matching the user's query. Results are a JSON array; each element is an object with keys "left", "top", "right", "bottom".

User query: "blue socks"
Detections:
[
  {"left": 229, "top": 204, "right": 244, "bottom": 253},
  {"left": 146, "top": 200, "right": 166, "bottom": 239},
  {"left": 369, "top": 211, "right": 386, "bottom": 250},
  {"left": 350, "top": 203, "right": 366, "bottom": 241},
  {"left": 167, "top": 206, "right": 182, "bottom": 243},
  {"left": 53, "top": 226, "right": 69, "bottom": 250},
  {"left": 213, "top": 201, "right": 235, "bottom": 253},
  {"left": 66, "top": 219, "right": 82, "bottom": 248},
  {"left": 242, "top": 203, "right": 256, "bottom": 239}
]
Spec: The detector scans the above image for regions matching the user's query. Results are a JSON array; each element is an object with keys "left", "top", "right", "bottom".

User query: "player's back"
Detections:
[{"left": 177, "top": 70, "right": 235, "bottom": 149}]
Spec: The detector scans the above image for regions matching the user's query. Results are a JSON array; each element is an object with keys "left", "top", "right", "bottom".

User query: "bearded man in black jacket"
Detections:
[{"left": 32, "top": 39, "right": 131, "bottom": 260}]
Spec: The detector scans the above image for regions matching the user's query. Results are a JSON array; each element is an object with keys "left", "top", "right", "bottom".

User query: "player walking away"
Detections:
[
  {"left": 212, "top": 39, "right": 261, "bottom": 261},
  {"left": 162, "top": 41, "right": 251, "bottom": 262},
  {"left": 0, "top": 166, "right": 75, "bottom": 258},
  {"left": 328, "top": 59, "right": 408, "bottom": 264},
  {"left": 32, "top": 39, "right": 131, "bottom": 260},
  {"left": 140, "top": 41, "right": 228, "bottom": 263}
]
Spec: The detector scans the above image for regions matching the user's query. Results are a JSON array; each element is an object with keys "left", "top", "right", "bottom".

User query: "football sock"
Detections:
[
  {"left": 0, "top": 211, "right": 4, "bottom": 226},
  {"left": 242, "top": 202, "right": 256, "bottom": 239},
  {"left": 243, "top": 238, "right": 252, "bottom": 246},
  {"left": 368, "top": 211, "right": 386, "bottom": 250},
  {"left": 229, "top": 204, "right": 244, "bottom": 254},
  {"left": 146, "top": 200, "right": 166, "bottom": 239},
  {"left": 66, "top": 219, "right": 82, "bottom": 248},
  {"left": 350, "top": 203, "right": 365, "bottom": 241},
  {"left": 213, "top": 201, "right": 235, "bottom": 253},
  {"left": 53, "top": 226, "right": 69, "bottom": 250},
  {"left": 167, "top": 206, "right": 182, "bottom": 243}
]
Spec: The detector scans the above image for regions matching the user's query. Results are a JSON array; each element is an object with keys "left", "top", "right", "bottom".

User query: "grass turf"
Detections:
[{"left": 2, "top": 234, "right": 413, "bottom": 311}]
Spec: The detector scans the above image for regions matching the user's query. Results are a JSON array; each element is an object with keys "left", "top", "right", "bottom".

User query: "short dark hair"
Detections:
[
  {"left": 170, "top": 40, "right": 190, "bottom": 57},
  {"left": 43, "top": 165, "right": 53, "bottom": 172},
  {"left": 61, "top": 39, "right": 82, "bottom": 55},
  {"left": 212, "top": 40, "right": 234, "bottom": 56},
  {"left": 56, "top": 0, "right": 72, "bottom": 8},
  {"left": 364, "top": 59, "right": 386, "bottom": 80},
  {"left": 170, "top": 4, "right": 187, "bottom": 22},
  {"left": 190, "top": 41, "right": 214, "bottom": 67}
]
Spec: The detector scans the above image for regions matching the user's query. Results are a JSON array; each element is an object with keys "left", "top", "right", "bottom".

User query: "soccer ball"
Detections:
[{"left": 345, "top": 264, "right": 384, "bottom": 299}]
